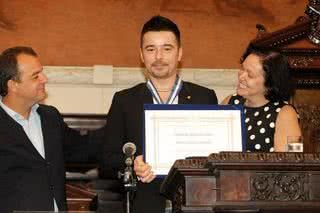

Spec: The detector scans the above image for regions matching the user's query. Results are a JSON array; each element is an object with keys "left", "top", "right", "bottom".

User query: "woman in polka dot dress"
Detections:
[{"left": 222, "top": 46, "right": 301, "bottom": 152}]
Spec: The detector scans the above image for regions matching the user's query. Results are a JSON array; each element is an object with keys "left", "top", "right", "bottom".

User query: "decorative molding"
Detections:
[
  {"left": 252, "top": 16, "right": 312, "bottom": 48},
  {"left": 44, "top": 65, "right": 238, "bottom": 88},
  {"left": 44, "top": 66, "right": 93, "bottom": 84},
  {"left": 305, "top": 0, "right": 320, "bottom": 28},
  {"left": 208, "top": 152, "right": 320, "bottom": 163},
  {"left": 172, "top": 184, "right": 184, "bottom": 213},
  {"left": 43, "top": 66, "right": 238, "bottom": 114},
  {"left": 296, "top": 104, "right": 320, "bottom": 143},
  {"left": 289, "top": 56, "right": 314, "bottom": 67},
  {"left": 174, "top": 158, "right": 208, "bottom": 169},
  {"left": 296, "top": 79, "right": 320, "bottom": 88},
  {"left": 251, "top": 173, "right": 308, "bottom": 201}
]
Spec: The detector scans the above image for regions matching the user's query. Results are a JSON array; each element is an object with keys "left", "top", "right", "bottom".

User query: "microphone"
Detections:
[
  {"left": 123, "top": 142, "right": 136, "bottom": 156},
  {"left": 122, "top": 142, "right": 136, "bottom": 166},
  {"left": 120, "top": 143, "right": 138, "bottom": 207}
]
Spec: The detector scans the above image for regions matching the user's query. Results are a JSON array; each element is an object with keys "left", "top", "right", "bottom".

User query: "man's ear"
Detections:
[
  {"left": 7, "top": 79, "right": 17, "bottom": 93},
  {"left": 139, "top": 48, "right": 145, "bottom": 63}
]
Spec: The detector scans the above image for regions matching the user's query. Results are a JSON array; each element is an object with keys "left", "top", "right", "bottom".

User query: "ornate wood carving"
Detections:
[
  {"left": 162, "top": 153, "right": 320, "bottom": 212},
  {"left": 296, "top": 79, "right": 320, "bottom": 88},
  {"left": 161, "top": 158, "right": 208, "bottom": 209},
  {"left": 251, "top": 173, "right": 308, "bottom": 201},
  {"left": 172, "top": 183, "right": 184, "bottom": 213},
  {"left": 289, "top": 56, "right": 314, "bottom": 68},
  {"left": 305, "top": 0, "right": 320, "bottom": 31},
  {"left": 252, "top": 16, "right": 312, "bottom": 48},
  {"left": 208, "top": 152, "right": 320, "bottom": 163},
  {"left": 296, "top": 104, "right": 320, "bottom": 145},
  {"left": 174, "top": 157, "right": 207, "bottom": 169}
]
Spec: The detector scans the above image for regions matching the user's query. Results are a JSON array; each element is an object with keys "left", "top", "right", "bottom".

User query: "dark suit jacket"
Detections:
[
  {"left": 0, "top": 104, "right": 87, "bottom": 213},
  {"left": 99, "top": 82, "right": 218, "bottom": 213}
]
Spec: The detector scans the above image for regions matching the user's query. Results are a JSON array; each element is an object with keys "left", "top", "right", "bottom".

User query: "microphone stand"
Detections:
[{"left": 119, "top": 157, "right": 137, "bottom": 213}]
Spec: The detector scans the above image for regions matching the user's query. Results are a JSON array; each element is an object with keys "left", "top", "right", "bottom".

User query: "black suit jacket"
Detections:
[
  {"left": 99, "top": 82, "right": 218, "bottom": 213},
  {"left": 0, "top": 104, "right": 87, "bottom": 213}
]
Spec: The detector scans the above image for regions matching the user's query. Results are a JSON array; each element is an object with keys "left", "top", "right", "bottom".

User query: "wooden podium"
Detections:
[{"left": 160, "top": 152, "right": 320, "bottom": 213}]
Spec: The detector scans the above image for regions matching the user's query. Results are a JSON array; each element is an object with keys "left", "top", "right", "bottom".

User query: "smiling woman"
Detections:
[{"left": 221, "top": 45, "right": 301, "bottom": 153}]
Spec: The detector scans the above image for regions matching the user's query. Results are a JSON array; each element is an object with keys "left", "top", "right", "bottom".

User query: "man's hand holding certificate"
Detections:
[
  {"left": 143, "top": 105, "right": 245, "bottom": 176},
  {"left": 134, "top": 155, "right": 156, "bottom": 183}
]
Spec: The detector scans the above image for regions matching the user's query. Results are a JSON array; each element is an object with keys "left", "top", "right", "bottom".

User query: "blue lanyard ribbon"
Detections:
[{"left": 146, "top": 76, "right": 183, "bottom": 104}]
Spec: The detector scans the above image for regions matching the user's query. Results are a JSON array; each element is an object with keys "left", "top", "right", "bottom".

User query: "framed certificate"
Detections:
[{"left": 143, "top": 104, "right": 245, "bottom": 176}]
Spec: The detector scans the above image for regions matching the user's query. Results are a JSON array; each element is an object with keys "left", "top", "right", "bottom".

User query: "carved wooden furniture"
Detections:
[
  {"left": 62, "top": 114, "right": 106, "bottom": 211},
  {"left": 161, "top": 152, "right": 320, "bottom": 213},
  {"left": 249, "top": 0, "right": 320, "bottom": 152},
  {"left": 66, "top": 183, "right": 97, "bottom": 211},
  {"left": 62, "top": 114, "right": 123, "bottom": 212}
]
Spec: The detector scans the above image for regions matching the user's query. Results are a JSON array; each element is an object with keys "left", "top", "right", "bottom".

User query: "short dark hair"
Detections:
[
  {"left": 0, "top": 46, "right": 38, "bottom": 96},
  {"left": 241, "top": 45, "right": 294, "bottom": 102},
  {"left": 140, "top": 15, "right": 181, "bottom": 47}
]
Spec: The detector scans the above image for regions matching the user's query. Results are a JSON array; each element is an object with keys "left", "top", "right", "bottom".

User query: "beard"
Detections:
[{"left": 148, "top": 61, "right": 172, "bottom": 79}]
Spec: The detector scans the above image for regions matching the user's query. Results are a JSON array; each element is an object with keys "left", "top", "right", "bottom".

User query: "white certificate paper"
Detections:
[{"left": 143, "top": 104, "right": 244, "bottom": 176}]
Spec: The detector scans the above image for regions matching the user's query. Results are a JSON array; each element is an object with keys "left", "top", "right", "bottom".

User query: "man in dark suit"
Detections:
[
  {"left": 99, "top": 15, "right": 218, "bottom": 213},
  {"left": 0, "top": 46, "right": 87, "bottom": 213}
]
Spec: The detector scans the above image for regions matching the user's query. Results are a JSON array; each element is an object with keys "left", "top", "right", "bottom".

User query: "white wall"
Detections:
[{"left": 44, "top": 66, "right": 238, "bottom": 114}]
